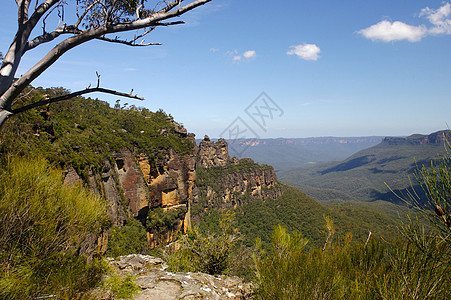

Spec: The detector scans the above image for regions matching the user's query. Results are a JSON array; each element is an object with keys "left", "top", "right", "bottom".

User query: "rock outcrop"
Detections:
[
  {"left": 89, "top": 254, "right": 253, "bottom": 299},
  {"left": 196, "top": 161, "right": 282, "bottom": 211},
  {"left": 197, "top": 136, "right": 230, "bottom": 168},
  {"left": 194, "top": 138, "right": 283, "bottom": 214}
]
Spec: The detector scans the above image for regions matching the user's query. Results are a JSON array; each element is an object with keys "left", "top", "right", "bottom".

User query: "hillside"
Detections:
[{"left": 278, "top": 130, "right": 450, "bottom": 205}]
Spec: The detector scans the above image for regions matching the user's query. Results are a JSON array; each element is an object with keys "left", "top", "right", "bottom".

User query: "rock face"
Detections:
[
  {"left": 64, "top": 148, "right": 197, "bottom": 249},
  {"left": 98, "top": 254, "right": 253, "bottom": 300},
  {"left": 197, "top": 136, "right": 230, "bottom": 168},
  {"left": 196, "top": 161, "right": 282, "bottom": 211},
  {"left": 195, "top": 138, "right": 282, "bottom": 212},
  {"left": 114, "top": 148, "right": 152, "bottom": 219}
]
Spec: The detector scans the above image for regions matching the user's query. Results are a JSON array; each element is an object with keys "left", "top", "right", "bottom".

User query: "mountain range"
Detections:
[
  {"left": 199, "top": 136, "right": 384, "bottom": 171},
  {"left": 278, "top": 130, "right": 450, "bottom": 205}
]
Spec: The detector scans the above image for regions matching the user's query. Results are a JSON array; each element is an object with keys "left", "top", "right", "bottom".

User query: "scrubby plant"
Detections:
[
  {"left": 107, "top": 217, "right": 149, "bottom": 257},
  {"left": 165, "top": 211, "right": 241, "bottom": 275},
  {"left": 146, "top": 206, "right": 187, "bottom": 234},
  {"left": 254, "top": 223, "right": 391, "bottom": 299},
  {"left": 0, "top": 156, "right": 108, "bottom": 299},
  {"left": 103, "top": 273, "right": 139, "bottom": 299}
]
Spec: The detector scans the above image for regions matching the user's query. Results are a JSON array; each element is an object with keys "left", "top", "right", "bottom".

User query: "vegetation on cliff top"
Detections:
[{"left": 0, "top": 85, "right": 194, "bottom": 180}]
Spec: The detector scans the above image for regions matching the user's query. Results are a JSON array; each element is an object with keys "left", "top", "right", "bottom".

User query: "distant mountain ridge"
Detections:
[
  {"left": 197, "top": 136, "right": 384, "bottom": 171},
  {"left": 229, "top": 136, "right": 384, "bottom": 146},
  {"left": 383, "top": 130, "right": 450, "bottom": 146},
  {"left": 278, "top": 130, "right": 450, "bottom": 204}
]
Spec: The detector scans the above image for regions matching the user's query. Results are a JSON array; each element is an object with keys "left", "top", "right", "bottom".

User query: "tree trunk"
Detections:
[{"left": 0, "top": 109, "right": 13, "bottom": 129}]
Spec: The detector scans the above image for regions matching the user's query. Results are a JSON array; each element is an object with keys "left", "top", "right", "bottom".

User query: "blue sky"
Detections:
[{"left": 1, "top": 0, "right": 451, "bottom": 138}]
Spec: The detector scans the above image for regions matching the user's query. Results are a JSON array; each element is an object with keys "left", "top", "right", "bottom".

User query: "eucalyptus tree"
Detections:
[{"left": 0, "top": 0, "right": 211, "bottom": 128}]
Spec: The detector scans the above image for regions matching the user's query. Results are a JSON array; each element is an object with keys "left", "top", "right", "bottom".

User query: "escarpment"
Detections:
[{"left": 61, "top": 133, "right": 283, "bottom": 250}]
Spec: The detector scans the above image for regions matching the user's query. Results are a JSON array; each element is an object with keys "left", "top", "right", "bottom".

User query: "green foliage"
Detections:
[
  {"left": 104, "top": 274, "right": 139, "bottom": 299},
  {"left": 0, "top": 156, "right": 108, "bottom": 299},
  {"left": 146, "top": 206, "right": 187, "bottom": 233},
  {"left": 165, "top": 212, "right": 241, "bottom": 275},
  {"left": 107, "top": 218, "right": 149, "bottom": 257}
]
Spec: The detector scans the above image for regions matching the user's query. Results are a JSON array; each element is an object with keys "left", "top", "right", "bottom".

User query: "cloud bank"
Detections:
[
  {"left": 358, "top": 3, "right": 451, "bottom": 42},
  {"left": 286, "top": 43, "right": 321, "bottom": 61}
]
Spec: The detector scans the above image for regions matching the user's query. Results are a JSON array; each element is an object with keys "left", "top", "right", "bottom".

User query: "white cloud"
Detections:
[
  {"left": 243, "top": 50, "right": 256, "bottom": 59},
  {"left": 286, "top": 44, "right": 321, "bottom": 61},
  {"left": 229, "top": 50, "right": 256, "bottom": 62},
  {"left": 420, "top": 3, "right": 451, "bottom": 35},
  {"left": 358, "top": 3, "right": 451, "bottom": 43},
  {"left": 209, "top": 47, "right": 219, "bottom": 53},
  {"left": 358, "top": 20, "right": 427, "bottom": 42}
]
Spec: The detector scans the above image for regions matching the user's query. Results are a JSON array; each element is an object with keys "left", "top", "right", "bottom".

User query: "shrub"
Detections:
[
  {"left": 107, "top": 217, "right": 149, "bottom": 257},
  {"left": 165, "top": 211, "right": 241, "bottom": 275},
  {"left": 104, "top": 274, "right": 139, "bottom": 299},
  {"left": 0, "top": 156, "right": 108, "bottom": 299}
]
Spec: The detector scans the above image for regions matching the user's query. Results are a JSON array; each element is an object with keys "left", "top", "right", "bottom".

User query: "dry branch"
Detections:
[{"left": 12, "top": 86, "right": 144, "bottom": 114}]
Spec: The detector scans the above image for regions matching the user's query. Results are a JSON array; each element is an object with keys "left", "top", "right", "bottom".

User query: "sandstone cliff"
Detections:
[
  {"left": 63, "top": 129, "right": 282, "bottom": 250},
  {"left": 193, "top": 137, "right": 283, "bottom": 217}
]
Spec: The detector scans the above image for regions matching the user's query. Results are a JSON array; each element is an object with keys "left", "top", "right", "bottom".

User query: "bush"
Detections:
[
  {"left": 0, "top": 156, "right": 108, "bottom": 299},
  {"left": 165, "top": 211, "right": 241, "bottom": 275},
  {"left": 107, "top": 217, "right": 149, "bottom": 257},
  {"left": 104, "top": 274, "right": 139, "bottom": 299}
]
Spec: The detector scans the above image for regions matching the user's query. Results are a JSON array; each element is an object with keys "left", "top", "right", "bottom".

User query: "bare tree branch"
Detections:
[
  {"left": 25, "top": 25, "right": 82, "bottom": 51},
  {"left": 95, "top": 36, "right": 162, "bottom": 46},
  {"left": 0, "top": 0, "right": 60, "bottom": 96},
  {"left": 12, "top": 86, "right": 144, "bottom": 114}
]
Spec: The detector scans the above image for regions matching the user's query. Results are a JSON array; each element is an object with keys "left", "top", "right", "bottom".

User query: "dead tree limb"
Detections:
[{"left": 11, "top": 87, "right": 144, "bottom": 114}]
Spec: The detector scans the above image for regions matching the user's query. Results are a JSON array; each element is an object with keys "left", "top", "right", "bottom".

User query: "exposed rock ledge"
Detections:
[{"left": 92, "top": 254, "right": 253, "bottom": 299}]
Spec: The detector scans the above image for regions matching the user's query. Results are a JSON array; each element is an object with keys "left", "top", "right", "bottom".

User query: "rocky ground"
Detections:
[{"left": 88, "top": 254, "right": 253, "bottom": 299}]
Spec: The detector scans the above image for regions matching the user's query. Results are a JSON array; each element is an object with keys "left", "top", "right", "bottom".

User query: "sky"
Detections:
[{"left": 1, "top": 0, "right": 451, "bottom": 139}]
